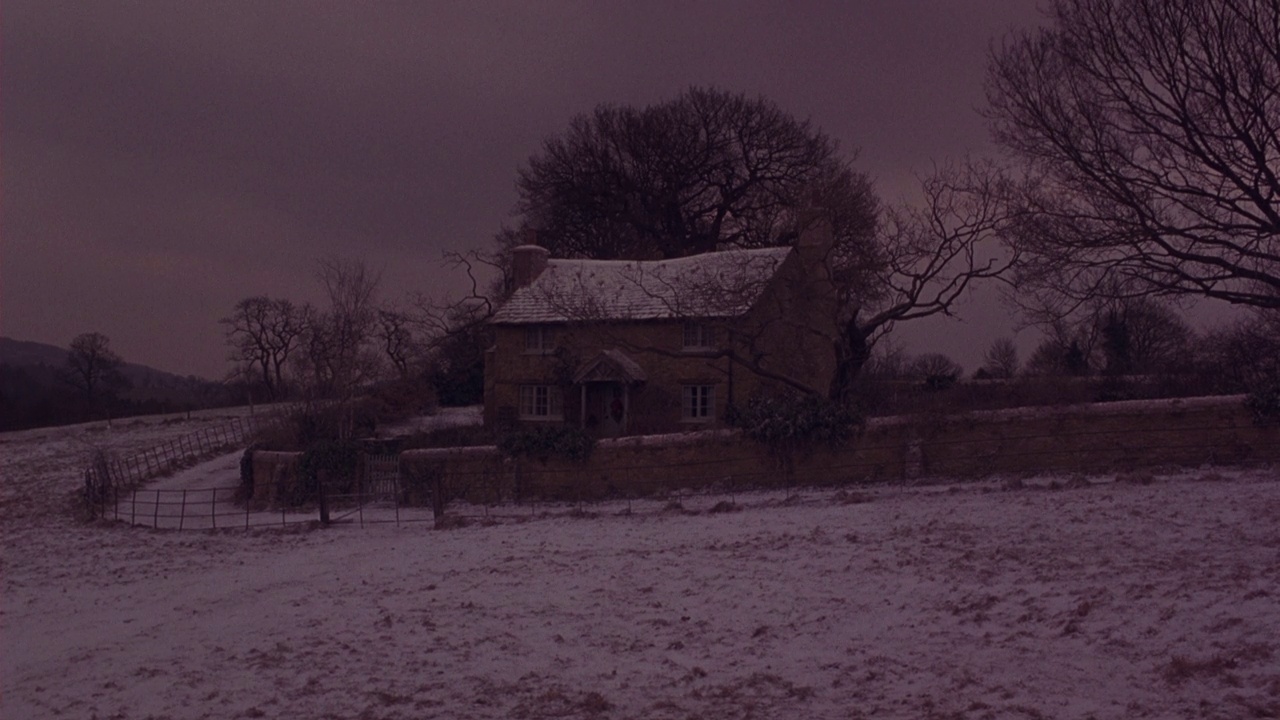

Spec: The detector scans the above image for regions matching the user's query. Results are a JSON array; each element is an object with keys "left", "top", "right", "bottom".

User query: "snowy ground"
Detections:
[{"left": 3, "top": 411, "right": 1279, "bottom": 719}]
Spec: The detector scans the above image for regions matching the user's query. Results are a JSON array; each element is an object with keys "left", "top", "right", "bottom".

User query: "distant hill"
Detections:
[
  {"left": 0, "top": 337, "right": 69, "bottom": 367},
  {"left": 0, "top": 337, "right": 239, "bottom": 431}
]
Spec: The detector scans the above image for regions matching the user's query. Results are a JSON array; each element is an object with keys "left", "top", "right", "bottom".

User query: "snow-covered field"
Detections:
[{"left": 3, "top": 410, "right": 1279, "bottom": 719}]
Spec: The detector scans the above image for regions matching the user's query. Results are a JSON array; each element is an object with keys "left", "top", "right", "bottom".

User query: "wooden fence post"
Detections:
[
  {"left": 83, "top": 469, "right": 94, "bottom": 519},
  {"left": 432, "top": 471, "right": 445, "bottom": 522},
  {"left": 318, "top": 476, "right": 330, "bottom": 526}
]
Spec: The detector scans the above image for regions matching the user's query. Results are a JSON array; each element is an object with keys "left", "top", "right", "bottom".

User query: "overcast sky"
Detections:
[{"left": 3, "top": 1, "right": 1047, "bottom": 379}]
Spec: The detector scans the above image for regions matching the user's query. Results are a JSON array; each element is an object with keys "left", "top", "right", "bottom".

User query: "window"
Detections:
[
  {"left": 524, "top": 326, "right": 554, "bottom": 354},
  {"left": 681, "top": 384, "right": 715, "bottom": 422},
  {"left": 682, "top": 322, "right": 716, "bottom": 351},
  {"left": 519, "top": 385, "right": 563, "bottom": 420}
]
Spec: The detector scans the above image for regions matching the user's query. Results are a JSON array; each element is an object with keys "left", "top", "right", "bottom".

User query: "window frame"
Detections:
[
  {"left": 523, "top": 326, "right": 554, "bottom": 355},
  {"left": 518, "top": 384, "right": 563, "bottom": 421},
  {"left": 680, "top": 384, "right": 716, "bottom": 423},
  {"left": 681, "top": 322, "right": 717, "bottom": 352}
]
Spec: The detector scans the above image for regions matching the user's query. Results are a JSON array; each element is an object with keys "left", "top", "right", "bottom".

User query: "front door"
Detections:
[{"left": 584, "top": 382, "right": 626, "bottom": 436}]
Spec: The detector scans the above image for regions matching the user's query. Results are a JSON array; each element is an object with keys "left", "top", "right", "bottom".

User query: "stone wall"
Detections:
[
  {"left": 248, "top": 450, "right": 303, "bottom": 509},
  {"left": 407, "top": 395, "right": 1278, "bottom": 503}
]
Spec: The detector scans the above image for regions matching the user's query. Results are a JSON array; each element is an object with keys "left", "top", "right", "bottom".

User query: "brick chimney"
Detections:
[
  {"left": 511, "top": 230, "right": 550, "bottom": 290},
  {"left": 793, "top": 211, "right": 834, "bottom": 267}
]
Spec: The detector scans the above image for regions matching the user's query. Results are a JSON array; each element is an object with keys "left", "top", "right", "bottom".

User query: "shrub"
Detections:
[
  {"left": 400, "top": 462, "right": 444, "bottom": 507},
  {"left": 1245, "top": 379, "right": 1280, "bottom": 425},
  {"left": 911, "top": 353, "right": 964, "bottom": 391},
  {"left": 923, "top": 373, "right": 959, "bottom": 392},
  {"left": 731, "top": 393, "right": 862, "bottom": 467},
  {"left": 84, "top": 448, "right": 115, "bottom": 517},
  {"left": 252, "top": 402, "right": 378, "bottom": 451},
  {"left": 366, "top": 378, "right": 437, "bottom": 425},
  {"left": 292, "top": 440, "right": 361, "bottom": 506},
  {"left": 400, "top": 424, "right": 494, "bottom": 451},
  {"left": 497, "top": 426, "right": 594, "bottom": 463},
  {"left": 237, "top": 446, "right": 256, "bottom": 501}
]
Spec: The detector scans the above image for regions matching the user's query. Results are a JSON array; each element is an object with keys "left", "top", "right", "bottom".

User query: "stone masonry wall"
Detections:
[{"left": 408, "top": 395, "right": 1279, "bottom": 504}]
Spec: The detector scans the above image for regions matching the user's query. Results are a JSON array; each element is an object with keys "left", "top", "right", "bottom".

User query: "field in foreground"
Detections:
[{"left": 2, "top": 414, "right": 1279, "bottom": 719}]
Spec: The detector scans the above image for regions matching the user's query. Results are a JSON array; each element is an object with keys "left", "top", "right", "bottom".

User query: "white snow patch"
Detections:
[{"left": 3, "top": 414, "right": 1279, "bottom": 719}]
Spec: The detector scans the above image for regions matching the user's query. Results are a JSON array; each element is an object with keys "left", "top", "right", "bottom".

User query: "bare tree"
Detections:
[
  {"left": 62, "top": 332, "right": 128, "bottom": 407},
  {"left": 1026, "top": 338, "right": 1072, "bottom": 377},
  {"left": 423, "top": 302, "right": 492, "bottom": 406},
  {"left": 988, "top": 0, "right": 1280, "bottom": 312},
  {"left": 375, "top": 307, "right": 418, "bottom": 380},
  {"left": 828, "top": 160, "right": 1018, "bottom": 399},
  {"left": 910, "top": 353, "right": 964, "bottom": 389},
  {"left": 302, "top": 257, "right": 383, "bottom": 400},
  {"left": 1195, "top": 311, "right": 1280, "bottom": 391},
  {"left": 981, "top": 337, "right": 1021, "bottom": 379},
  {"left": 221, "top": 296, "right": 306, "bottom": 400},
  {"left": 515, "top": 86, "right": 878, "bottom": 262},
  {"left": 1101, "top": 298, "right": 1196, "bottom": 375},
  {"left": 1023, "top": 296, "right": 1194, "bottom": 376}
]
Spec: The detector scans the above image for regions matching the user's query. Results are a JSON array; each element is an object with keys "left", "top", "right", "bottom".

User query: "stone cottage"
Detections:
[{"left": 483, "top": 223, "right": 840, "bottom": 435}]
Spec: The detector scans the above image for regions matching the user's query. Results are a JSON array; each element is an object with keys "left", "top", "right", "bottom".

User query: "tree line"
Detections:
[
  {"left": 871, "top": 302, "right": 1278, "bottom": 393},
  {"left": 221, "top": 257, "right": 487, "bottom": 411}
]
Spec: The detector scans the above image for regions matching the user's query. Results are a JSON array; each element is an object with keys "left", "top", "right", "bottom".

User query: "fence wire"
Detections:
[{"left": 82, "top": 412, "right": 293, "bottom": 519}]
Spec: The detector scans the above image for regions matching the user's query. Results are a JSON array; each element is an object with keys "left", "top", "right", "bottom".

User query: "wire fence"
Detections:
[
  {"left": 81, "top": 412, "right": 290, "bottom": 519},
  {"left": 93, "top": 463, "right": 825, "bottom": 531},
  {"left": 96, "top": 480, "right": 439, "bottom": 530}
]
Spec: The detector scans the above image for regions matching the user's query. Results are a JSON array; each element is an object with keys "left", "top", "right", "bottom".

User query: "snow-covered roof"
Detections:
[{"left": 491, "top": 246, "right": 792, "bottom": 324}]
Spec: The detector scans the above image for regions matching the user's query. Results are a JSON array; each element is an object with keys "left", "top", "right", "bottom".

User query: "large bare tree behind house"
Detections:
[{"left": 513, "top": 86, "right": 878, "bottom": 263}]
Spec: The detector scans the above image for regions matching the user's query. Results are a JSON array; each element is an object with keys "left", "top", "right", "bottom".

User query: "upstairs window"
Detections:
[
  {"left": 519, "top": 385, "right": 563, "bottom": 420},
  {"left": 681, "top": 384, "right": 715, "bottom": 422},
  {"left": 682, "top": 322, "right": 716, "bottom": 351},
  {"left": 524, "top": 326, "right": 554, "bottom": 354}
]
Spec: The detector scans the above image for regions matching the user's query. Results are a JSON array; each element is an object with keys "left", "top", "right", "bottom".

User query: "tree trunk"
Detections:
[{"left": 828, "top": 319, "right": 871, "bottom": 404}]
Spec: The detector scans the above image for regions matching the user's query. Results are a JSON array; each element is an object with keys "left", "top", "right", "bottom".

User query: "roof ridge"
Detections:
[
  {"left": 546, "top": 245, "right": 790, "bottom": 268},
  {"left": 491, "top": 244, "right": 793, "bottom": 325}
]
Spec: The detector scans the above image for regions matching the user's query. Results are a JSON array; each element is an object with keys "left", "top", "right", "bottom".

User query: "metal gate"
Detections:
[{"left": 362, "top": 453, "right": 401, "bottom": 499}]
